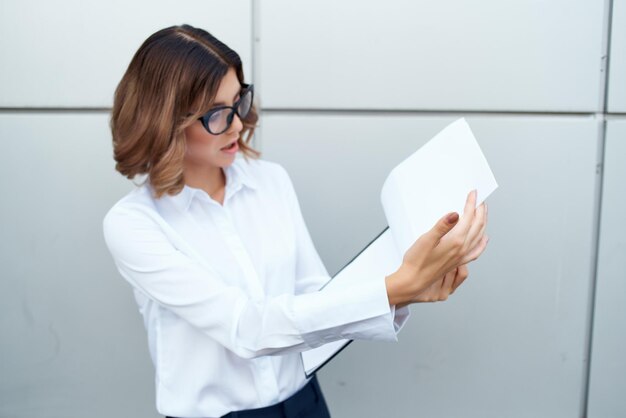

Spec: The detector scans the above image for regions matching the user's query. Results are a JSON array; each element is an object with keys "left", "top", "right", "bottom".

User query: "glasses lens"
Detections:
[
  {"left": 207, "top": 108, "right": 230, "bottom": 134},
  {"left": 202, "top": 87, "right": 252, "bottom": 134},
  {"left": 237, "top": 89, "right": 253, "bottom": 119}
]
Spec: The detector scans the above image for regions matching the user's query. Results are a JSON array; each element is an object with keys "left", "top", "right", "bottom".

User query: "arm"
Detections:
[
  {"left": 279, "top": 166, "right": 411, "bottom": 332},
  {"left": 103, "top": 205, "right": 399, "bottom": 360}
]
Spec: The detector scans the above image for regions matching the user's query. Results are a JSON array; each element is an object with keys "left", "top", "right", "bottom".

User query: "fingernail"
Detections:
[{"left": 447, "top": 212, "right": 459, "bottom": 224}]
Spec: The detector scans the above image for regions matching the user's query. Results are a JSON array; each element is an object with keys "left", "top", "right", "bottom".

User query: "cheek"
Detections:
[{"left": 185, "top": 124, "right": 215, "bottom": 154}]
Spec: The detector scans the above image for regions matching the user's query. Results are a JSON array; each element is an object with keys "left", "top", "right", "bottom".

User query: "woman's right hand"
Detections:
[{"left": 385, "top": 190, "right": 489, "bottom": 306}]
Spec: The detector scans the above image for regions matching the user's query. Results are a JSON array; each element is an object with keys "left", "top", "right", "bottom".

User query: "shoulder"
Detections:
[
  {"left": 234, "top": 157, "right": 289, "bottom": 179},
  {"left": 233, "top": 157, "right": 294, "bottom": 191},
  {"left": 102, "top": 184, "right": 161, "bottom": 240}
]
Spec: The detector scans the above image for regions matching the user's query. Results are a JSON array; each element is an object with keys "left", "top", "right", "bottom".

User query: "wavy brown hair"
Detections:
[{"left": 110, "top": 24, "right": 259, "bottom": 198}]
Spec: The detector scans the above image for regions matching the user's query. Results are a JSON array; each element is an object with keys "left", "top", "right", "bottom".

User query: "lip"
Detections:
[{"left": 221, "top": 140, "right": 239, "bottom": 154}]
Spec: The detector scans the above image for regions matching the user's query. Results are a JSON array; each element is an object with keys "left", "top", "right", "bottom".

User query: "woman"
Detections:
[{"left": 103, "top": 24, "right": 488, "bottom": 418}]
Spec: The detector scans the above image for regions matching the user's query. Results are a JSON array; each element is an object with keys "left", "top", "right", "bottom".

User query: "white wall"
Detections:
[
  {"left": 0, "top": 0, "right": 252, "bottom": 107},
  {"left": 0, "top": 2, "right": 252, "bottom": 417},
  {"left": 587, "top": 119, "right": 626, "bottom": 418},
  {"left": 0, "top": 113, "right": 155, "bottom": 417},
  {"left": 258, "top": 0, "right": 605, "bottom": 112},
  {"left": 1, "top": 0, "right": 624, "bottom": 417},
  {"left": 608, "top": 0, "right": 626, "bottom": 111},
  {"left": 257, "top": 1, "right": 623, "bottom": 417},
  {"left": 261, "top": 113, "right": 600, "bottom": 418}
]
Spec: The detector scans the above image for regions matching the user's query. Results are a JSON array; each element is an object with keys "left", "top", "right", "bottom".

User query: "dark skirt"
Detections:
[{"left": 166, "top": 375, "right": 331, "bottom": 418}]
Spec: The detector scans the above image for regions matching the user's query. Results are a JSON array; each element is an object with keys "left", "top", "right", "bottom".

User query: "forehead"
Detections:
[{"left": 213, "top": 68, "right": 241, "bottom": 104}]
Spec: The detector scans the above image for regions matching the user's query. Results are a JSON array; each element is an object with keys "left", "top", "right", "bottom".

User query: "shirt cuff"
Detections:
[
  {"left": 293, "top": 275, "right": 399, "bottom": 348},
  {"left": 392, "top": 305, "right": 411, "bottom": 333}
]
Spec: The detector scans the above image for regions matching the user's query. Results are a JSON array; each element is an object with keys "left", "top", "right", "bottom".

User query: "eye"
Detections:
[{"left": 208, "top": 111, "right": 222, "bottom": 124}]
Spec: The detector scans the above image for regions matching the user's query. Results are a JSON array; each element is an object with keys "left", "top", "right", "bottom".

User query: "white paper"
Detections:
[
  {"left": 381, "top": 118, "right": 498, "bottom": 255},
  {"left": 301, "top": 118, "right": 498, "bottom": 377}
]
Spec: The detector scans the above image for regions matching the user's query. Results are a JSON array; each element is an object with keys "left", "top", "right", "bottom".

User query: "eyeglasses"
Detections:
[{"left": 198, "top": 84, "right": 254, "bottom": 135}]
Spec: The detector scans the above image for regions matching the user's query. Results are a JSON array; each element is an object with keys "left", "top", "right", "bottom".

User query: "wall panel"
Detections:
[
  {"left": 588, "top": 118, "right": 626, "bottom": 418},
  {"left": 0, "top": 113, "right": 158, "bottom": 418},
  {"left": 608, "top": 0, "right": 626, "bottom": 112},
  {"left": 0, "top": 0, "right": 252, "bottom": 108},
  {"left": 0, "top": 0, "right": 620, "bottom": 415},
  {"left": 259, "top": 1, "right": 604, "bottom": 112},
  {"left": 261, "top": 113, "right": 599, "bottom": 417}
]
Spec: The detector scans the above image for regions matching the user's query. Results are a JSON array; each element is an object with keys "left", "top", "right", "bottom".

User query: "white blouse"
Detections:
[{"left": 103, "top": 157, "right": 409, "bottom": 418}]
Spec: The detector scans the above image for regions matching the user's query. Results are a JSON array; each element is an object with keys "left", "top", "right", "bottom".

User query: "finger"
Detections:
[
  {"left": 461, "top": 235, "right": 489, "bottom": 264},
  {"left": 451, "top": 189, "right": 478, "bottom": 238},
  {"left": 450, "top": 264, "right": 469, "bottom": 294},
  {"left": 465, "top": 202, "right": 486, "bottom": 250},
  {"left": 465, "top": 189, "right": 478, "bottom": 214},
  {"left": 438, "top": 270, "right": 456, "bottom": 300},
  {"left": 441, "top": 269, "right": 456, "bottom": 292},
  {"left": 425, "top": 211, "right": 460, "bottom": 247},
  {"left": 473, "top": 202, "right": 488, "bottom": 247}
]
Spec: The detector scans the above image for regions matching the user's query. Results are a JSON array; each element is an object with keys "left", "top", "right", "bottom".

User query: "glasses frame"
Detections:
[{"left": 198, "top": 83, "right": 254, "bottom": 135}]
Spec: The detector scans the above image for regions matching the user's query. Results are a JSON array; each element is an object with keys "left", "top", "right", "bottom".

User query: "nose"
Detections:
[{"left": 229, "top": 112, "right": 244, "bottom": 134}]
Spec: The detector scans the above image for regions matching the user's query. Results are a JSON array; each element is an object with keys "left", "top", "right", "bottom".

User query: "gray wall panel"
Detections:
[
  {"left": 2, "top": 0, "right": 622, "bottom": 415},
  {"left": 259, "top": 1, "right": 605, "bottom": 112},
  {"left": 608, "top": 0, "right": 626, "bottom": 112},
  {"left": 0, "top": 113, "right": 158, "bottom": 418},
  {"left": 261, "top": 114, "right": 599, "bottom": 417},
  {"left": 588, "top": 119, "right": 626, "bottom": 418},
  {"left": 0, "top": 1, "right": 252, "bottom": 108}
]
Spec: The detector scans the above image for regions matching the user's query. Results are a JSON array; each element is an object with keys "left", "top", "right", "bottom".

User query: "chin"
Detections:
[{"left": 217, "top": 154, "right": 238, "bottom": 167}]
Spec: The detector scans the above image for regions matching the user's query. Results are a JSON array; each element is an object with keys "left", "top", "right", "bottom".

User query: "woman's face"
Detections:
[{"left": 183, "top": 68, "right": 244, "bottom": 172}]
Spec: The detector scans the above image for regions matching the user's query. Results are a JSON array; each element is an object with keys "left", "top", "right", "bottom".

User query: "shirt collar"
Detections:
[
  {"left": 225, "top": 157, "right": 259, "bottom": 193},
  {"left": 151, "top": 158, "right": 258, "bottom": 213}
]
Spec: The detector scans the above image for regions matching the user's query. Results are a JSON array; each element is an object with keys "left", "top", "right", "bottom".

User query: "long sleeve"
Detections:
[
  {"left": 277, "top": 166, "right": 411, "bottom": 335},
  {"left": 103, "top": 203, "right": 399, "bottom": 360}
]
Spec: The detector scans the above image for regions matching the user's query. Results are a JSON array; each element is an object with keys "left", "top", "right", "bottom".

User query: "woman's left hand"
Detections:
[{"left": 396, "top": 264, "right": 469, "bottom": 308}]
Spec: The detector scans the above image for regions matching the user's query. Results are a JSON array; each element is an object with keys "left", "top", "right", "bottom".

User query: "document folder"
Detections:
[{"left": 301, "top": 118, "right": 499, "bottom": 377}]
